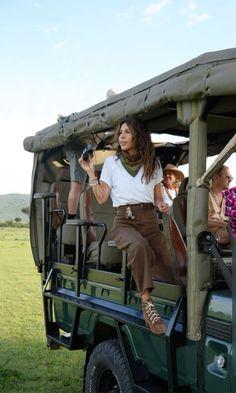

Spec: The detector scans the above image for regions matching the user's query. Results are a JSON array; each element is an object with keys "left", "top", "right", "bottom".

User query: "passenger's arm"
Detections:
[
  {"left": 79, "top": 157, "right": 111, "bottom": 204},
  {"left": 208, "top": 217, "right": 228, "bottom": 229},
  {"left": 154, "top": 183, "right": 169, "bottom": 213},
  {"left": 208, "top": 197, "right": 228, "bottom": 229}
]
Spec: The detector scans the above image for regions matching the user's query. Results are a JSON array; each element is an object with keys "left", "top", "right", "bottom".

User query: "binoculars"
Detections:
[{"left": 82, "top": 144, "right": 94, "bottom": 161}]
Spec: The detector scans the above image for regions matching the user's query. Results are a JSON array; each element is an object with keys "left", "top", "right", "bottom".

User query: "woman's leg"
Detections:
[
  {"left": 112, "top": 223, "right": 155, "bottom": 292},
  {"left": 112, "top": 217, "right": 166, "bottom": 335}
]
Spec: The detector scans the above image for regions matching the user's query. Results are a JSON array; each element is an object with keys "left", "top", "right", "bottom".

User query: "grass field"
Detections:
[{"left": 0, "top": 227, "right": 85, "bottom": 393}]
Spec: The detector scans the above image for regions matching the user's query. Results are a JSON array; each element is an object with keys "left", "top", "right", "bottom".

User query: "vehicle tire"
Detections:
[{"left": 84, "top": 338, "right": 134, "bottom": 393}]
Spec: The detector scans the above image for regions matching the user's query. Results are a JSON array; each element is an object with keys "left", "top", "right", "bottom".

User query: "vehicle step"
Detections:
[
  {"left": 47, "top": 332, "right": 86, "bottom": 350},
  {"left": 44, "top": 289, "right": 148, "bottom": 330},
  {"left": 134, "top": 378, "right": 190, "bottom": 393},
  {"left": 43, "top": 289, "right": 183, "bottom": 333}
]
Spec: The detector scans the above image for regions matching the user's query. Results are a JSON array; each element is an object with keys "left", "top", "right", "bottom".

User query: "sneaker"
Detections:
[{"left": 141, "top": 298, "right": 166, "bottom": 335}]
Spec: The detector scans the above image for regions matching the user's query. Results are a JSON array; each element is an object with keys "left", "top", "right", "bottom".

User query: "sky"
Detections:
[{"left": 1, "top": 0, "right": 236, "bottom": 195}]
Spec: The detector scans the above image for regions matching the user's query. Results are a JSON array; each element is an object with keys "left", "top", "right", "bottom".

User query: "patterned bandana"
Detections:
[{"left": 120, "top": 152, "right": 142, "bottom": 177}]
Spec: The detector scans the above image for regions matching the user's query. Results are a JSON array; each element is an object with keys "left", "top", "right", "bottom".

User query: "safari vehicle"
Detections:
[{"left": 24, "top": 47, "right": 236, "bottom": 393}]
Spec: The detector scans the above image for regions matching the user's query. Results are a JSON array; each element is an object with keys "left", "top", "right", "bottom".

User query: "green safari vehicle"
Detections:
[{"left": 24, "top": 47, "right": 236, "bottom": 393}]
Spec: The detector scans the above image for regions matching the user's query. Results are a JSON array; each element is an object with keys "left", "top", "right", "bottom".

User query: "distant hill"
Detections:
[{"left": 0, "top": 194, "right": 30, "bottom": 223}]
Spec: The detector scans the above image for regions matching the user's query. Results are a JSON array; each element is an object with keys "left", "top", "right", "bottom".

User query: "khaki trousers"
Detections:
[{"left": 111, "top": 204, "right": 177, "bottom": 293}]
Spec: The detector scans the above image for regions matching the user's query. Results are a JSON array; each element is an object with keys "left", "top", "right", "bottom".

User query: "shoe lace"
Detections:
[{"left": 143, "top": 300, "right": 161, "bottom": 325}]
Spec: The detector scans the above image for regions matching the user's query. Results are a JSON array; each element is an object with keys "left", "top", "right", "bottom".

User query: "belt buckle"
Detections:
[{"left": 126, "top": 206, "right": 135, "bottom": 220}]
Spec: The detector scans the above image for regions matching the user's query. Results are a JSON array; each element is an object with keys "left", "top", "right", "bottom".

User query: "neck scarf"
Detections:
[{"left": 120, "top": 152, "right": 142, "bottom": 177}]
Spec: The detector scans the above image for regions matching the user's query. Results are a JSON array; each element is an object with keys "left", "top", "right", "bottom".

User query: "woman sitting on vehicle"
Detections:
[
  {"left": 79, "top": 115, "right": 178, "bottom": 335},
  {"left": 161, "top": 164, "right": 184, "bottom": 213}
]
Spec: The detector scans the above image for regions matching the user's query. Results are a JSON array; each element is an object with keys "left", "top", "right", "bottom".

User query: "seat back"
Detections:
[
  {"left": 161, "top": 213, "right": 187, "bottom": 285},
  {"left": 172, "top": 177, "right": 188, "bottom": 240},
  {"left": 50, "top": 163, "right": 85, "bottom": 248},
  {"left": 80, "top": 187, "right": 122, "bottom": 267},
  {"left": 50, "top": 180, "right": 71, "bottom": 229}
]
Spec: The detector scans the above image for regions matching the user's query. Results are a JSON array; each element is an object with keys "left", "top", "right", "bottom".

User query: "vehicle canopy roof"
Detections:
[{"left": 23, "top": 47, "right": 236, "bottom": 154}]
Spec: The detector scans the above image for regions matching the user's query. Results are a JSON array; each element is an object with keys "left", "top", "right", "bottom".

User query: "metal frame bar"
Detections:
[{"left": 165, "top": 296, "right": 187, "bottom": 392}]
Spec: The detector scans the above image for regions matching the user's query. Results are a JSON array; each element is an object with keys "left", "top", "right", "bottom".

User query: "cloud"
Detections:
[
  {"left": 53, "top": 38, "right": 72, "bottom": 50},
  {"left": 186, "top": 12, "right": 208, "bottom": 27},
  {"left": 143, "top": 0, "right": 170, "bottom": 23},
  {"left": 180, "top": 0, "right": 197, "bottom": 15},
  {"left": 144, "top": 0, "right": 170, "bottom": 15},
  {"left": 179, "top": 1, "right": 208, "bottom": 27}
]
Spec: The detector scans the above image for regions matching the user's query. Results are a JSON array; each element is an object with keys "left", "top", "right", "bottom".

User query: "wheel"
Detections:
[{"left": 84, "top": 339, "right": 134, "bottom": 393}]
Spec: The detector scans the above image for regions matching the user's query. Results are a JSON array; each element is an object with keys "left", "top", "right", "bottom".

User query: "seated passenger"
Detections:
[
  {"left": 161, "top": 164, "right": 184, "bottom": 213},
  {"left": 62, "top": 142, "right": 87, "bottom": 219},
  {"left": 223, "top": 186, "right": 236, "bottom": 240},
  {"left": 208, "top": 165, "right": 233, "bottom": 245},
  {"left": 79, "top": 116, "right": 178, "bottom": 336}
]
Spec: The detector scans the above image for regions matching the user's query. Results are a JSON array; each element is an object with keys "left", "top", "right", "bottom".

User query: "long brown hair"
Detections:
[{"left": 113, "top": 116, "right": 159, "bottom": 183}]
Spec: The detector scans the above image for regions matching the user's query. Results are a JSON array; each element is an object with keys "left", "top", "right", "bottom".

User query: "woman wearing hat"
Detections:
[{"left": 161, "top": 164, "right": 184, "bottom": 210}]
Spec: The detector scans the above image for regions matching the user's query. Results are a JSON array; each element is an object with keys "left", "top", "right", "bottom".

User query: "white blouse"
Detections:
[
  {"left": 161, "top": 184, "right": 177, "bottom": 207},
  {"left": 100, "top": 156, "right": 163, "bottom": 207}
]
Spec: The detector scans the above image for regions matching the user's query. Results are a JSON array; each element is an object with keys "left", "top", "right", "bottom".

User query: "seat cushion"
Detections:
[{"left": 87, "top": 241, "right": 122, "bottom": 266}]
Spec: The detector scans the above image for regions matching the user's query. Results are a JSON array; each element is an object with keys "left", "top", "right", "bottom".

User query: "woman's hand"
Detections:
[
  {"left": 79, "top": 156, "right": 111, "bottom": 204},
  {"left": 154, "top": 183, "right": 169, "bottom": 213},
  {"left": 157, "top": 200, "right": 169, "bottom": 213},
  {"left": 78, "top": 156, "right": 95, "bottom": 178}
]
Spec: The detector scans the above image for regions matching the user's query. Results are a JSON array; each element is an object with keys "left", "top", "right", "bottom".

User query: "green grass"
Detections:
[{"left": 0, "top": 227, "right": 85, "bottom": 393}]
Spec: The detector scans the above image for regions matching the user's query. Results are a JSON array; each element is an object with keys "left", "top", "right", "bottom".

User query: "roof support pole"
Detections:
[{"left": 177, "top": 100, "right": 211, "bottom": 341}]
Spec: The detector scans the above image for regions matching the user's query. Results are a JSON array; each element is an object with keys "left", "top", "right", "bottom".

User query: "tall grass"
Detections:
[{"left": 0, "top": 227, "right": 85, "bottom": 393}]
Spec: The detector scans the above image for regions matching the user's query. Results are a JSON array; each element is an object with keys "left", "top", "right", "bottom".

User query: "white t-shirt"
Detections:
[
  {"left": 161, "top": 185, "right": 177, "bottom": 207},
  {"left": 100, "top": 156, "right": 163, "bottom": 207}
]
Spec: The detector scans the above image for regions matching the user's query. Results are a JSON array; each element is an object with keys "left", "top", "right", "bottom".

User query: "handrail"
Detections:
[{"left": 196, "top": 133, "right": 236, "bottom": 188}]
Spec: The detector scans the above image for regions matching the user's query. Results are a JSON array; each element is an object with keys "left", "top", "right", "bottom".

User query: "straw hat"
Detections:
[{"left": 163, "top": 164, "right": 184, "bottom": 182}]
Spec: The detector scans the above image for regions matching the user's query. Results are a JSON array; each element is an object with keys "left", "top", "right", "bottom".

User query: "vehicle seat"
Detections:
[
  {"left": 49, "top": 165, "right": 89, "bottom": 262},
  {"left": 80, "top": 187, "right": 122, "bottom": 268},
  {"left": 172, "top": 177, "right": 188, "bottom": 241},
  {"left": 50, "top": 179, "right": 71, "bottom": 230},
  {"left": 161, "top": 213, "right": 187, "bottom": 285}
]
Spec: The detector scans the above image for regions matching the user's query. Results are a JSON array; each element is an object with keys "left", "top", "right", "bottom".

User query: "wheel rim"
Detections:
[{"left": 98, "top": 369, "right": 120, "bottom": 393}]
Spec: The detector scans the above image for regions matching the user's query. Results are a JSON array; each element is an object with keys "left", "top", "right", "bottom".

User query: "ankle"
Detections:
[
  {"left": 68, "top": 214, "right": 76, "bottom": 219},
  {"left": 141, "top": 290, "right": 151, "bottom": 302},
  {"left": 142, "top": 294, "right": 153, "bottom": 302}
]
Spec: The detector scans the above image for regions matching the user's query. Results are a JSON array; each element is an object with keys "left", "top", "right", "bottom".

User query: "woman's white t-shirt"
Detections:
[
  {"left": 161, "top": 185, "right": 177, "bottom": 207},
  {"left": 100, "top": 156, "right": 163, "bottom": 207}
]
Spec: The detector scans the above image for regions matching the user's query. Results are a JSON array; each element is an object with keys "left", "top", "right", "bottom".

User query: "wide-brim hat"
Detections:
[{"left": 163, "top": 164, "right": 184, "bottom": 182}]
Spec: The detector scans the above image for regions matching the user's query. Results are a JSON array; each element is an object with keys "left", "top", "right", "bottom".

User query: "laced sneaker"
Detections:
[{"left": 142, "top": 298, "right": 166, "bottom": 335}]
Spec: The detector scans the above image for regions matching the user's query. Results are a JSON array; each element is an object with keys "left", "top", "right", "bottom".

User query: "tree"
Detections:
[{"left": 21, "top": 207, "right": 30, "bottom": 216}]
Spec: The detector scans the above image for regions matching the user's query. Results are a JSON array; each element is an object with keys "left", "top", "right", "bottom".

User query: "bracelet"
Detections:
[
  {"left": 89, "top": 177, "right": 99, "bottom": 187},
  {"left": 90, "top": 180, "right": 99, "bottom": 187}
]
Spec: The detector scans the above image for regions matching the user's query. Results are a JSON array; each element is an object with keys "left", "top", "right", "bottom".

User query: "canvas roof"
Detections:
[{"left": 23, "top": 47, "right": 236, "bottom": 153}]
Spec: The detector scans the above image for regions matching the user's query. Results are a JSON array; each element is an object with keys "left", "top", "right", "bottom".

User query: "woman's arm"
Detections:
[
  {"left": 154, "top": 183, "right": 169, "bottom": 213},
  {"left": 90, "top": 180, "right": 111, "bottom": 204},
  {"left": 79, "top": 156, "right": 111, "bottom": 204}
]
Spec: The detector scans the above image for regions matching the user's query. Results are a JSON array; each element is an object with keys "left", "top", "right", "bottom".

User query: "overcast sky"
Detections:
[{"left": 1, "top": 0, "right": 236, "bottom": 194}]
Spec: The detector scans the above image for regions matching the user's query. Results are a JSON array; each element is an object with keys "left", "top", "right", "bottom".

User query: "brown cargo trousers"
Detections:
[{"left": 111, "top": 203, "right": 178, "bottom": 293}]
